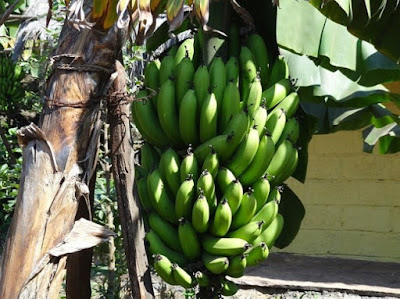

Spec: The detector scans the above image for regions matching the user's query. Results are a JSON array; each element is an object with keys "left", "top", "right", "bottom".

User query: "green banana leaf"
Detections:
[
  {"left": 277, "top": 0, "right": 400, "bottom": 86},
  {"left": 282, "top": 49, "right": 400, "bottom": 105},
  {"left": 282, "top": 48, "right": 400, "bottom": 153},
  {"left": 308, "top": 0, "right": 400, "bottom": 64},
  {"left": 274, "top": 185, "right": 305, "bottom": 249}
]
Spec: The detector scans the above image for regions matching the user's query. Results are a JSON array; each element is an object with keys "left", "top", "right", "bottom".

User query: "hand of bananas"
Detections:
[
  {"left": 133, "top": 32, "right": 301, "bottom": 296},
  {"left": 0, "top": 54, "right": 25, "bottom": 111}
]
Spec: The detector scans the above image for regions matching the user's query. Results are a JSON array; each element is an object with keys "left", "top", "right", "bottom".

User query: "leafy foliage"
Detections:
[
  {"left": 277, "top": 0, "right": 400, "bottom": 87},
  {"left": 276, "top": 0, "right": 400, "bottom": 154},
  {"left": 309, "top": 0, "right": 400, "bottom": 64},
  {"left": 0, "top": 127, "right": 22, "bottom": 253},
  {"left": 282, "top": 48, "right": 400, "bottom": 154}
]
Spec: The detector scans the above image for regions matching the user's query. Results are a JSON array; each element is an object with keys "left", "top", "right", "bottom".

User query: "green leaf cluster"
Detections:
[{"left": 277, "top": 0, "right": 400, "bottom": 154}]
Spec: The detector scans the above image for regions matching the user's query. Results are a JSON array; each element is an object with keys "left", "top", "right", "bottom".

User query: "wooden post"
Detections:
[{"left": 107, "top": 60, "right": 154, "bottom": 299}]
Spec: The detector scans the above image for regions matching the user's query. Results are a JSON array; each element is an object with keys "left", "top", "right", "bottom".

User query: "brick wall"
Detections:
[{"left": 277, "top": 130, "right": 400, "bottom": 262}]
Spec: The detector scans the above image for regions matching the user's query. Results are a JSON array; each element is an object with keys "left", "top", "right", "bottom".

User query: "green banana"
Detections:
[
  {"left": 246, "top": 242, "right": 269, "bottom": 266},
  {"left": 276, "top": 117, "right": 300, "bottom": 147},
  {"left": 265, "top": 139, "right": 294, "bottom": 182},
  {"left": 264, "top": 108, "right": 287, "bottom": 144},
  {"left": 251, "top": 102, "right": 268, "bottom": 138},
  {"left": 239, "top": 133, "right": 275, "bottom": 187},
  {"left": 144, "top": 59, "right": 160, "bottom": 107},
  {"left": 153, "top": 254, "right": 177, "bottom": 285},
  {"left": 217, "top": 167, "right": 237, "bottom": 194},
  {"left": 263, "top": 78, "right": 292, "bottom": 109},
  {"left": 175, "top": 38, "right": 195, "bottom": 65},
  {"left": 268, "top": 55, "right": 289, "bottom": 87},
  {"left": 149, "top": 213, "right": 182, "bottom": 252},
  {"left": 172, "top": 263, "right": 193, "bottom": 288},
  {"left": 199, "top": 92, "right": 218, "bottom": 143},
  {"left": 147, "top": 169, "right": 177, "bottom": 224},
  {"left": 228, "top": 220, "right": 265, "bottom": 243},
  {"left": 226, "top": 254, "right": 247, "bottom": 278},
  {"left": 247, "top": 33, "right": 269, "bottom": 88},
  {"left": 223, "top": 108, "right": 251, "bottom": 139},
  {"left": 201, "top": 235, "right": 250, "bottom": 256},
  {"left": 193, "top": 64, "right": 210, "bottom": 109},
  {"left": 159, "top": 148, "right": 181, "bottom": 196},
  {"left": 239, "top": 46, "right": 257, "bottom": 101},
  {"left": 199, "top": 93, "right": 218, "bottom": 142},
  {"left": 210, "top": 199, "right": 232, "bottom": 237},
  {"left": 193, "top": 133, "right": 235, "bottom": 164},
  {"left": 159, "top": 54, "right": 176, "bottom": 84},
  {"left": 202, "top": 252, "right": 229, "bottom": 274},
  {"left": 200, "top": 109, "right": 250, "bottom": 163},
  {"left": 132, "top": 91, "right": 170, "bottom": 148},
  {"left": 175, "top": 175, "right": 195, "bottom": 220},
  {"left": 244, "top": 76, "right": 263, "bottom": 117},
  {"left": 220, "top": 278, "right": 239, "bottom": 296},
  {"left": 252, "top": 176, "right": 271, "bottom": 212},
  {"left": 197, "top": 170, "right": 216, "bottom": 210},
  {"left": 179, "top": 89, "right": 199, "bottom": 146},
  {"left": 201, "top": 145, "right": 219, "bottom": 179},
  {"left": 227, "top": 125, "right": 260, "bottom": 177},
  {"left": 135, "top": 164, "right": 148, "bottom": 180},
  {"left": 195, "top": 271, "right": 210, "bottom": 286},
  {"left": 191, "top": 193, "right": 210, "bottom": 234},
  {"left": 168, "top": 45, "right": 178, "bottom": 56},
  {"left": 219, "top": 81, "right": 240, "bottom": 133},
  {"left": 157, "top": 79, "right": 184, "bottom": 147},
  {"left": 272, "top": 92, "right": 300, "bottom": 119},
  {"left": 273, "top": 146, "right": 298, "bottom": 186},
  {"left": 178, "top": 218, "right": 201, "bottom": 260},
  {"left": 225, "top": 56, "right": 240, "bottom": 87},
  {"left": 140, "top": 142, "right": 159, "bottom": 172},
  {"left": 137, "top": 177, "right": 153, "bottom": 212},
  {"left": 180, "top": 147, "right": 200, "bottom": 183},
  {"left": 252, "top": 213, "right": 284, "bottom": 248},
  {"left": 266, "top": 187, "right": 282, "bottom": 204},
  {"left": 145, "top": 231, "right": 187, "bottom": 265},
  {"left": 176, "top": 57, "right": 195, "bottom": 106},
  {"left": 209, "top": 56, "right": 226, "bottom": 109},
  {"left": 252, "top": 200, "right": 279, "bottom": 229},
  {"left": 231, "top": 188, "right": 257, "bottom": 230},
  {"left": 222, "top": 179, "right": 243, "bottom": 215}
]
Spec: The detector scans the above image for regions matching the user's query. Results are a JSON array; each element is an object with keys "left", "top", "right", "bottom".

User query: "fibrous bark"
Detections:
[
  {"left": 107, "top": 60, "right": 154, "bottom": 299},
  {"left": 0, "top": 14, "right": 126, "bottom": 298}
]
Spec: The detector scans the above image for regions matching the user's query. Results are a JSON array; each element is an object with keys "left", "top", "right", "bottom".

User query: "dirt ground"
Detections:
[{"left": 152, "top": 274, "right": 399, "bottom": 299}]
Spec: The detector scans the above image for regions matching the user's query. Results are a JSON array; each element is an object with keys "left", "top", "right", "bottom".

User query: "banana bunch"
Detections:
[
  {"left": 0, "top": 54, "right": 25, "bottom": 110},
  {"left": 134, "top": 32, "right": 302, "bottom": 296},
  {"left": 137, "top": 143, "right": 285, "bottom": 294}
]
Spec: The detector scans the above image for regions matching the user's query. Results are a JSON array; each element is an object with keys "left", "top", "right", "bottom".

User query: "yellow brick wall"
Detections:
[{"left": 276, "top": 130, "right": 400, "bottom": 262}]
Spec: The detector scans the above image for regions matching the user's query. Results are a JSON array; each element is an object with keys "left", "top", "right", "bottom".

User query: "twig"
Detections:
[
  {"left": 4, "top": 14, "right": 37, "bottom": 23},
  {"left": 0, "top": 0, "right": 21, "bottom": 27}
]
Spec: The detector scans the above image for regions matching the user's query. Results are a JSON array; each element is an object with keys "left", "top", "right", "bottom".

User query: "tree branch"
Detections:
[{"left": 0, "top": 0, "right": 21, "bottom": 27}]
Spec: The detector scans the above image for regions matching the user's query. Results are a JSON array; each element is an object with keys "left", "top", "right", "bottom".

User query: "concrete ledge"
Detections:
[{"left": 231, "top": 253, "right": 400, "bottom": 297}]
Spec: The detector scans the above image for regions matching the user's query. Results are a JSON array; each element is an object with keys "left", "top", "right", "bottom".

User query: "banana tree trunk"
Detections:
[{"left": 0, "top": 18, "right": 125, "bottom": 298}]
